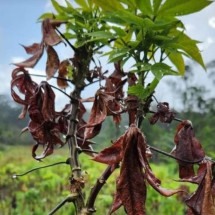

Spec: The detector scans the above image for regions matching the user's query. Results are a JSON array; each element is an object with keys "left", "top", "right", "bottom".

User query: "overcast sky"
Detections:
[{"left": 0, "top": 0, "right": 215, "bottom": 110}]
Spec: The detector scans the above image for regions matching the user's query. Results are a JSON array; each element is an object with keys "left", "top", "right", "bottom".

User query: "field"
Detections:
[{"left": 0, "top": 145, "right": 195, "bottom": 215}]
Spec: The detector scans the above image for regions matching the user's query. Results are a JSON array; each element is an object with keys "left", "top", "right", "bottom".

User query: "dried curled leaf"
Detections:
[
  {"left": 21, "top": 43, "right": 42, "bottom": 55},
  {"left": 93, "top": 136, "right": 123, "bottom": 165},
  {"left": 14, "top": 43, "right": 44, "bottom": 68},
  {"left": 185, "top": 161, "right": 215, "bottom": 215},
  {"left": 57, "top": 60, "right": 71, "bottom": 89},
  {"left": 13, "top": 18, "right": 64, "bottom": 79},
  {"left": 150, "top": 102, "right": 176, "bottom": 124},
  {"left": 94, "top": 125, "right": 183, "bottom": 215},
  {"left": 42, "top": 18, "right": 62, "bottom": 46},
  {"left": 83, "top": 90, "right": 115, "bottom": 140},
  {"left": 46, "top": 46, "right": 60, "bottom": 80},
  {"left": 174, "top": 120, "right": 205, "bottom": 179}
]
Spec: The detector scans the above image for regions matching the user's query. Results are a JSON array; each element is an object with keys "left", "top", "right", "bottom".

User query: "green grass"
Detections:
[{"left": 0, "top": 145, "right": 196, "bottom": 214}]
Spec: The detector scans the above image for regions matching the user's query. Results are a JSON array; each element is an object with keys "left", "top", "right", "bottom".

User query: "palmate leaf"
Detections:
[
  {"left": 167, "top": 51, "right": 185, "bottom": 75},
  {"left": 158, "top": 0, "right": 212, "bottom": 17},
  {"left": 151, "top": 62, "right": 177, "bottom": 80},
  {"left": 128, "top": 78, "right": 159, "bottom": 100},
  {"left": 134, "top": 0, "right": 153, "bottom": 16},
  {"left": 92, "top": 0, "right": 123, "bottom": 11},
  {"left": 152, "top": 0, "right": 163, "bottom": 15},
  {"left": 163, "top": 30, "right": 205, "bottom": 70},
  {"left": 51, "top": 0, "right": 67, "bottom": 13},
  {"left": 75, "top": 0, "right": 90, "bottom": 10}
]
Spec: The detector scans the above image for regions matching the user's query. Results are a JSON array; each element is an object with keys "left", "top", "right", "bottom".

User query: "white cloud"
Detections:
[
  {"left": 11, "top": 57, "right": 25, "bottom": 64},
  {"left": 184, "top": 24, "right": 195, "bottom": 32},
  {"left": 208, "top": 17, "right": 215, "bottom": 28},
  {"left": 199, "top": 37, "right": 214, "bottom": 51}
]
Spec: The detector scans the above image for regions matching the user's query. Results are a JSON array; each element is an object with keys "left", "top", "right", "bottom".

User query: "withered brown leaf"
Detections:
[
  {"left": 174, "top": 120, "right": 205, "bottom": 179},
  {"left": 57, "top": 60, "right": 70, "bottom": 89},
  {"left": 93, "top": 136, "right": 123, "bottom": 165},
  {"left": 46, "top": 46, "right": 60, "bottom": 80},
  {"left": 185, "top": 161, "right": 215, "bottom": 215},
  {"left": 83, "top": 90, "right": 114, "bottom": 140},
  {"left": 13, "top": 44, "right": 44, "bottom": 68},
  {"left": 42, "top": 18, "right": 62, "bottom": 46},
  {"left": 95, "top": 125, "right": 182, "bottom": 215},
  {"left": 149, "top": 102, "right": 176, "bottom": 124}
]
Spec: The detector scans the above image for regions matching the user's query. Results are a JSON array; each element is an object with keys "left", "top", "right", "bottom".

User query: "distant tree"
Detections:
[{"left": 10, "top": 0, "right": 215, "bottom": 214}]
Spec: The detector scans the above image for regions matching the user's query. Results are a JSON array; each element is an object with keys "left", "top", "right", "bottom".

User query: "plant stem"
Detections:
[
  {"left": 48, "top": 194, "right": 78, "bottom": 215},
  {"left": 85, "top": 165, "right": 117, "bottom": 214},
  {"left": 12, "top": 160, "right": 68, "bottom": 178},
  {"left": 67, "top": 89, "right": 82, "bottom": 179}
]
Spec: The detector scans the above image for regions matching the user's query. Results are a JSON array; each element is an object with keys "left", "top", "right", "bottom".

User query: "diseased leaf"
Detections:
[
  {"left": 84, "top": 90, "right": 117, "bottom": 139},
  {"left": 174, "top": 120, "right": 205, "bottom": 179},
  {"left": 96, "top": 125, "right": 183, "bottom": 214},
  {"left": 111, "top": 125, "right": 147, "bottom": 214},
  {"left": 185, "top": 161, "right": 215, "bottom": 215},
  {"left": 21, "top": 43, "right": 42, "bottom": 55},
  {"left": 25, "top": 82, "right": 66, "bottom": 160},
  {"left": 46, "top": 46, "right": 60, "bottom": 80},
  {"left": 40, "top": 82, "right": 56, "bottom": 121},
  {"left": 13, "top": 44, "right": 44, "bottom": 68},
  {"left": 42, "top": 18, "right": 62, "bottom": 46},
  {"left": 11, "top": 68, "right": 38, "bottom": 117},
  {"left": 149, "top": 102, "right": 176, "bottom": 124},
  {"left": 93, "top": 136, "right": 123, "bottom": 165},
  {"left": 104, "top": 63, "right": 126, "bottom": 124},
  {"left": 57, "top": 60, "right": 71, "bottom": 89}
]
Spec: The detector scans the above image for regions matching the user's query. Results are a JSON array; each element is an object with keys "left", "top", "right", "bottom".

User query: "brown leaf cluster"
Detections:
[
  {"left": 150, "top": 102, "right": 176, "bottom": 124},
  {"left": 94, "top": 125, "right": 182, "bottom": 214},
  {"left": 83, "top": 64, "right": 126, "bottom": 140},
  {"left": 11, "top": 68, "right": 63, "bottom": 159},
  {"left": 171, "top": 120, "right": 215, "bottom": 214},
  {"left": 14, "top": 18, "right": 67, "bottom": 85}
]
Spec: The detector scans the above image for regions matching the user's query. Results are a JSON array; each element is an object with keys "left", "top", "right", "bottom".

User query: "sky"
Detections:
[{"left": 0, "top": 0, "right": 215, "bottom": 110}]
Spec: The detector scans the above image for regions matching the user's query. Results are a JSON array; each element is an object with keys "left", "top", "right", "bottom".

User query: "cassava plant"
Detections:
[{"left": 10, "top": 0, "right": 215, "bottom": 214}]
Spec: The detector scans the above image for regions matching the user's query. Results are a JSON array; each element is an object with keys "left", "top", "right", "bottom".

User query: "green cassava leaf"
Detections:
[
  {"left": 151, "top": 63, "right": 177, "bottom": 80},
  {"left": 167, "top": 30, "right": 205, "bottom": 69},
  {"left": 128, "top": 84, "right": 145, "bottom": 98},
  {"left": 38, "top": 13, "right": 54, "bottom": 21},
  {"left": 118, "top": 0, "right": 136, "bottom": 9},
  {"left": 51, "top": 0, "right": 65, "bottom": 13},
  {"left": 107, "top": 10, "right": 153, "bottom": 27},
  {"left": 158, "top": 0, "right": 212, "bottom": 17},
  {"left": 128, "top": 78, "right": 159, "bottom": 99},
  {"left": 134, "top": 0, "right": 153, "bottom": 16},
  {"left": 63, "top": 32, "right": 77, "bottom": 39},
  {"left": 75, "top": 0, "right": 89, "bottom": 10},
  {"left": 106, "top": 48, "right": 129, "bottom": 63},
  {"left": 111, "top": 26, "right": 126, "bottom": 37},
  {"left": 92, "top": 0, "right": 124, "bottom": 11},
  {"left": 167, "top": 51, "right": 185, "bottom": 75},
  {"left": 152, "top": 0, "right": 163, "bottom": 15},
  {"left": 86, "top": 31, "right": 113, "bottom": 39}
]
